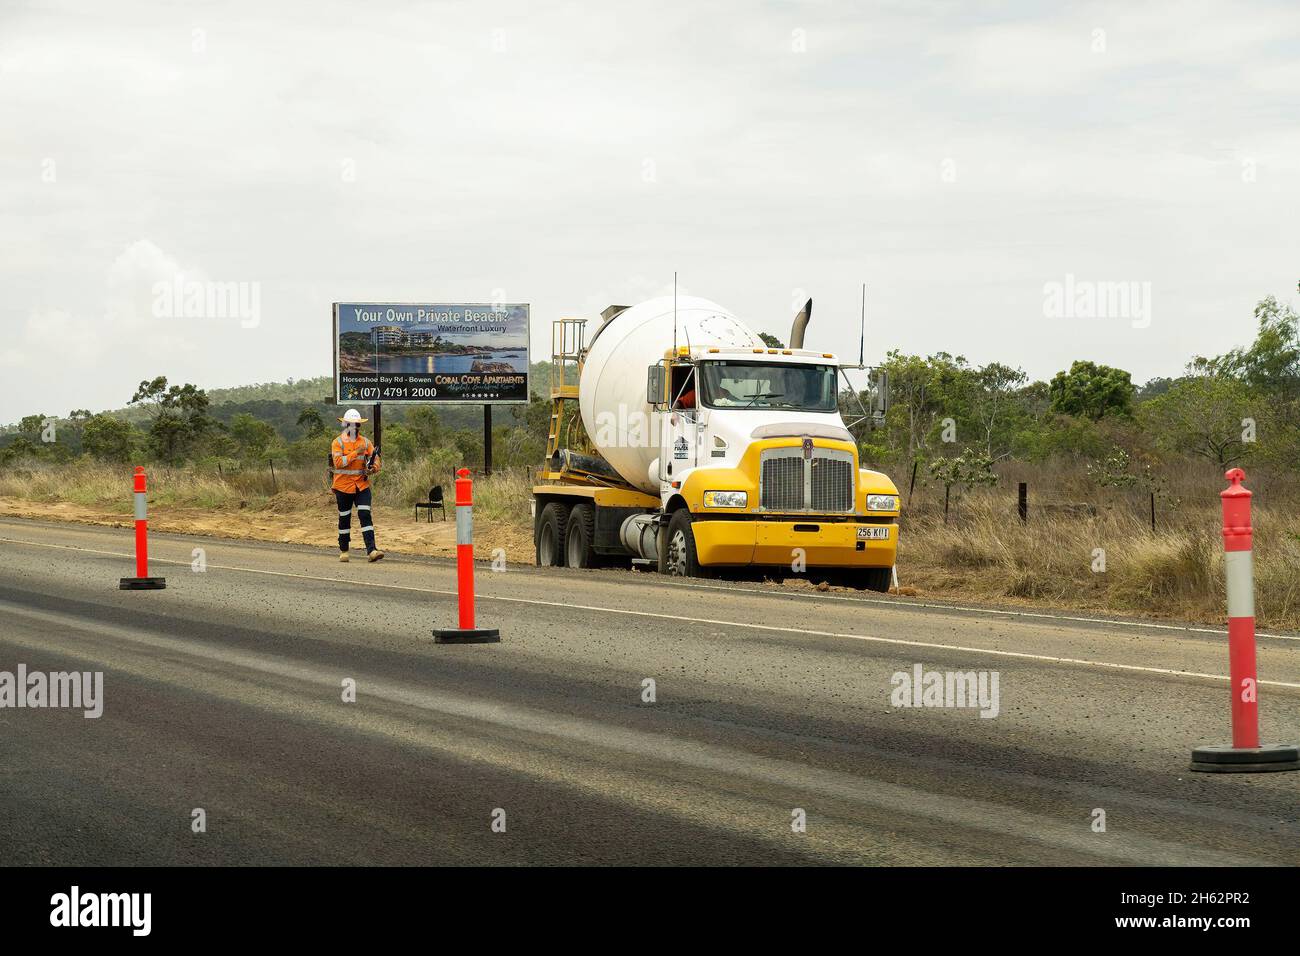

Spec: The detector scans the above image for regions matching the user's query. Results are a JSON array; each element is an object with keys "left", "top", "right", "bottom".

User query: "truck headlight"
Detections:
[
  {"left": 703, "top": 490, "right": 748, "bottom": 508},
  {"left": 866, "top": 494, "right": 898, "bottom": 512}
]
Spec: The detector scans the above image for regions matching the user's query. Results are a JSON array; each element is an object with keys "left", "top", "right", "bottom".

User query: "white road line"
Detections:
[
  {"left": 663, "top": 577, "right": 1300, "bottom": 641},
  {"left": 5, "top": 524, "right": 1296, "bottom": 642},
  {"left": 5, "top": 534, "right": 1300, "bottom": 690}
]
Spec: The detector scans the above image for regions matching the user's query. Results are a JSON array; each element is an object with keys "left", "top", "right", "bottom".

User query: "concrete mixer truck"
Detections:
[{"left": 532, "top": 295, "right": 899, "bottom": 589}]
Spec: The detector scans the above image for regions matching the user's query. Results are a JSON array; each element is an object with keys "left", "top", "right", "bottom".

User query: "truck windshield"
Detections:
[{"left": 699, "top": 362, "right": 837, "bottom": 411}]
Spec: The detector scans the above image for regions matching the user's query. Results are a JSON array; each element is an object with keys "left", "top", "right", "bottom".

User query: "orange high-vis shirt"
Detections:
[{"left": 330, "top": 434, "right": 380, "bottom": 493}]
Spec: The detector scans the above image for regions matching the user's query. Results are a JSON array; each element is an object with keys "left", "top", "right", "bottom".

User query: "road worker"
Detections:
[{"left": 331, "top": 409, "right": 384, "bottom": 563}]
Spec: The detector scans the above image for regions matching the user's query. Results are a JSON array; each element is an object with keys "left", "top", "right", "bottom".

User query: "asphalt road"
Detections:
[{"left": 1, "top": 516, "right": 1298, "bottom": 866}]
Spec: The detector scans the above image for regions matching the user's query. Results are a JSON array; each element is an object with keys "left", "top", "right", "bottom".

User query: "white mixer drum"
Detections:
[{"left": 578, "top": 295, "right": 762, "bottom": 493}]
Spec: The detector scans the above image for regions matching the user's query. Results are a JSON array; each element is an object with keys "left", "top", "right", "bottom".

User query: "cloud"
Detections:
[{"left": 1, "top": 0, "right": 1298, "bottom": 422}]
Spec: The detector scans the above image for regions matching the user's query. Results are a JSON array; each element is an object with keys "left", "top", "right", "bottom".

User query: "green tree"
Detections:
[
  {"left": 1198, "top": 296, "right": 1300, "bottom": 397},
  {"left": 382, "top": 423, "right": 418, "bottom": 463},
  {"left": 972, "top": 362, "right": 1029, "bottom": 457},
  {"left": 296, "top": 407, "right": 326, "bottom": 436},
  {"left": 81, "top": 415, "right": 137, "bottom": 463},
  {"left": 230, "top": 413, "right": 277, "bottom": 459},
  {"left": 128, "top": 377, "right": 214, "bottom": 463},
  {"left": 405, "top": 406, "right": 443, "bottom": 449},
  {"left": 1139, "top": 375, "right": 1256, "bottom": 469},
  {"left": 927, "top": 450, "right": 998, "bottom": 524},
  {"left": 1086, "top": 447, "right": 1138, "bottom": 488},
  {"left": 18, "top": 413, "right": 48, "bottom": 439},
  {"left": 871, "top": 350, "right": 978, "bottom": 464},
  {"left": 453, "top": 429, "right": 483, "bottom": 466},
  {"left": 758, "top": 332, "right": 785, "bottom": 349},
  {"left": 0, "top": 435, "right": 40, "bottom": 463},
  {"left": 1048, "top": 361, "right": 1134, "bottom": 420}
]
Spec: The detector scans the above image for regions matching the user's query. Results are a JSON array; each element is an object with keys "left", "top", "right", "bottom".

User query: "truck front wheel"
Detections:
[
  {"left": 845, "top": 566, "right": 893, "bottom": 592},
  {"left": 661, "top": 509, "right": 706, "bottom": 578},
  {"left": 536, "top": 502, "right": 570, "bottom": 567}
]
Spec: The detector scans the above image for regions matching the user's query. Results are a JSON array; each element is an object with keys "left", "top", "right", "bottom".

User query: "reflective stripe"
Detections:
[
  {"left": 1225, "top": 550, "right": 1254, "bottom": 618},
  {"left": 356, "top": 505, "right": 371, "bottom": 512},
  {"left": 331, "top": 468, "right": 364, "bottom": 475},
  {"left": 456, "top": 505, "right": 471, "bottom": 545},
  {"left": 338, "top": 510, "right": 351, "bottom": 516},
  {"left": 338, "top": 530, "right": 350, "bottom": 536},
  {"left": 133, "top": 492, "right": 147, "bottom": 521},
  {"left": 359, "top": 525, "right": 374, "bottom": 532}
]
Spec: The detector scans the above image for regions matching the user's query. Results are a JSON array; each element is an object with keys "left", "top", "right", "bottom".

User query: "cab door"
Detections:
[{"left": 662, "top": 362, "right": 698, "bottom": 480}]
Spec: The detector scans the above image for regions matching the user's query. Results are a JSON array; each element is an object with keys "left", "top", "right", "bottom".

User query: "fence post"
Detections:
[{"left": 1018, "top": 482, "right": 1028, "bottom": 523}]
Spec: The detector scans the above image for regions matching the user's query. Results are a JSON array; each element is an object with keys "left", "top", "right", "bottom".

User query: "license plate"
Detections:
[{"left": 857, "top": 526, "right": 890, "bottom": 540}]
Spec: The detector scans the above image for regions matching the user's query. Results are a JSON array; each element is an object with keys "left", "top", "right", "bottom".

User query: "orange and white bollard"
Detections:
[
  {"left": 1190, "top": 468, "right": 1297, "bottom": 772},
  {"left": 433, "top": 468, "right": 500, "bottom": 644},
  {"left": 119, "top": 466, "right": 166, "bottom": 590}
]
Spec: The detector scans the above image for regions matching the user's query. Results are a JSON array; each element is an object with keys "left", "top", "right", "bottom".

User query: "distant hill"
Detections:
[
  {"left": 5, "top": 366, "right": 556, "bottom": 437},
  {"left": 206, "top": 377, "right": 337, "bottom": 406}
]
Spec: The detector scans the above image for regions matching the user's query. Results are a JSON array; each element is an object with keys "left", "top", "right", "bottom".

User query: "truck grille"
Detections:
[
  {"left": 760, "top": 456, "right": 804, "bottom": 511},
  {"left": 811, "top": 456, "right": 854, "bottom": 512},
  {"left": 759, "top": 446, "right": 855, "bottom": 513}
]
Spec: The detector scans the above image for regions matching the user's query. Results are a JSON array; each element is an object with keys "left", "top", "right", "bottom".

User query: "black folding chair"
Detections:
[{"left": 415, "top": 485, "right": 446, "bottom": 522}]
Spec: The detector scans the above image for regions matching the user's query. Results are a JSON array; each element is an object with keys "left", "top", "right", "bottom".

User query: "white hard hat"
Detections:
[{"left": 339, "top": 408, "right": 368, "bottom": 424}]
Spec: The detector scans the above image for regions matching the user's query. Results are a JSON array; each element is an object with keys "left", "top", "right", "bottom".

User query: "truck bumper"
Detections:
[{"left": 691, "top": 520, "right": 897, "bottom": 569}]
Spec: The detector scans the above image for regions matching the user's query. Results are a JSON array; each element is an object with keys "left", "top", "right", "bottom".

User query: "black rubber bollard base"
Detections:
[
  {"left": 1190, "top": 743, "right": 1300, "bottom": 773},
  {"left": 119, "top": 577, "right": 167, "bottom": 590},
  {"left": 433, "top": 628, "right": 501, "bottom": 644}
]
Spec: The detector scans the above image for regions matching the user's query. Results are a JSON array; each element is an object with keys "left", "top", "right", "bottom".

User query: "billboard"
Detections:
[{"left": 333, "top": 302, "right": 530, "bottom": 404}]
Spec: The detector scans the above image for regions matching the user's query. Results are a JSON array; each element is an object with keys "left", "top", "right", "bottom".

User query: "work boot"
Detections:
[
  {"left": 368, "top": 550, "right": 385, "bottom": 563},
  {"left": 339, "top": 551, "right": 349, "bottom": 562}
]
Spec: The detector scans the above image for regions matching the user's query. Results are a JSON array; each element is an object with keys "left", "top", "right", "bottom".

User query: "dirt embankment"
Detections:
[{"left": 0, "top": 496, "right": 534, "bottom": 565}]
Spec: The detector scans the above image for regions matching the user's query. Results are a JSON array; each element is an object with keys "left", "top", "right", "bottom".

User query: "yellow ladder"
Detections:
[{"left": 545, "top": 318, "right": 586, "bottom": 461}]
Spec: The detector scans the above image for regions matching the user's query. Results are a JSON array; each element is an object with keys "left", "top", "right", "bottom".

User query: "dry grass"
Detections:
[
  {"left": 4, "top": 457, "right": 1298, "bottom": 629},
  {"left": 898, "top": 477, "right": 1300, "bottom": 628}
]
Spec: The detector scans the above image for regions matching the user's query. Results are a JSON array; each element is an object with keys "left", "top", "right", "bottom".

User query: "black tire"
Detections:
[
  {"left": 660, "top": 508, "right": 707, "bottom": 578},
  {"left": 844, "top": 566, "right": 893, "bottom": 592},
  {"left": 565, "top": 503, "right": 600, "bottom": 569},
  {"left": 535, "top": 502, "right": 570, "bottom": 567}
]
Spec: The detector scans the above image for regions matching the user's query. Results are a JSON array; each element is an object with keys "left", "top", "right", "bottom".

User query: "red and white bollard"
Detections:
[
  {"left": 433, "top": 468, "right": 500, "bottom": 644},
  {"left": 1190, "top": 468, "right": 1297, "bottom": 772},
  {"left": 119, "top": 466, "right": 166, "bottom": 590}
]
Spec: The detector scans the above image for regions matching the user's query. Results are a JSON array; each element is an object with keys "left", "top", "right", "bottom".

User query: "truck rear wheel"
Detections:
[
  {"left": 536, "top": 502, "right": 570, "bottom": 567},
  {"left": 565, "top": 503, "right": 600, "bottom": 569},
  {"left": 661, "top": 509, "right": 706, "bottom": 578}
]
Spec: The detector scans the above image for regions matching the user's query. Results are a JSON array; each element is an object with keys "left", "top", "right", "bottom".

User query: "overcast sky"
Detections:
[{"left": 2, "top": 0, "right": 1298, "bottom": 423}]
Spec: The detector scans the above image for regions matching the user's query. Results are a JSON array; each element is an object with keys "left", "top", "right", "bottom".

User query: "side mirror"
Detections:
[
  {"left": 868, "top": 368, "right": 889, "bottom": 425},
  {"left": 647, "top": 365, "right": 664, "bottom": 406}
]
